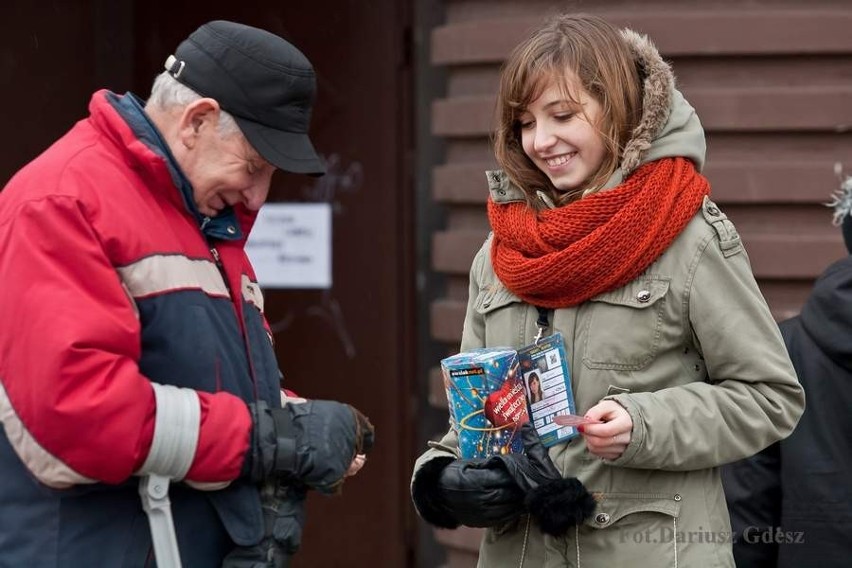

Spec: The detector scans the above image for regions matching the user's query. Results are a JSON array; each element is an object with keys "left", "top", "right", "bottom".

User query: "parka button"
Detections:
[
  {"left": 498, "top": 189, "right": 506, "bottom": 195},
  {"left": 706, "top": 206, "right": 720, "bottom": 216},
  {"left": 595, "top": 513, "right": 610, "bottom": 524},
  {"left": 226, "top": 225, "right": 237, "bottom": 235},
  {"left": 674, "top": 494, "right": 682, "bottom": 502},
  {"left": 637, "top": 290, "right": 651, "bottom": 303}
]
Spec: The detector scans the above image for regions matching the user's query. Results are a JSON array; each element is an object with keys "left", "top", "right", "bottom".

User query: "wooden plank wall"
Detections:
[{"left": 422, "top": 1, "right": 852, "bottom": 565}]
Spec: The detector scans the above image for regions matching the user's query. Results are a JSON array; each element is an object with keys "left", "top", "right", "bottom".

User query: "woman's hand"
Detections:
[{"left": 578, "top": 400, "right": 633, "bottom": 460}]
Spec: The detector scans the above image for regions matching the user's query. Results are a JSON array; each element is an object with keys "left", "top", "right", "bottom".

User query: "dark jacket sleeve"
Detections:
[{"left": 722, "top": 442, "right": 781, "bottom": 568}]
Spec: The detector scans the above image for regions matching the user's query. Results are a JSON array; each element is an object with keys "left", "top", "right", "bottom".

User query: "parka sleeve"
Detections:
[
  {"left": 606, "top": 232, "right": 804, "bottom": 471},
  {"left": 0, "top": 196, "right": 251, "bottom": 488},
  {"left": 459, "top": 238, "right": 490, "bottom": 353},
  {"left": 410, "top": 239, "right": 492, "bottom": 493}
]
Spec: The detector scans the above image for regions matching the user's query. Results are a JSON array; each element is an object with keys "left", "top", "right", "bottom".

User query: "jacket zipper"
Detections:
[
  {"left": 210, "top": 243, "right": 260, "bottom": 400},
  {"left": 209, "top": 246, "right": 231, "bottom": 299}
]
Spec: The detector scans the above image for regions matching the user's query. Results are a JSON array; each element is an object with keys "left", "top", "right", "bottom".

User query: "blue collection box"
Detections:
[{"left": 441, "top": 347, "right": 528, "bottom": 459}]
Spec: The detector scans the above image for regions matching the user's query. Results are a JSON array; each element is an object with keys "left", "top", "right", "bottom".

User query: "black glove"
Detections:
[
  {"left": 411, "top": 455, "right": 526, "bottom": 529},
  {"left": 248, "top": 399, "right": 374, "bottom": 494},
  {"left": 488, "top": 422, "right": 597, "bottom": 536},
  {"left": 221, "top": 481, "right": 307, "bottom": 568},
  {"left": 412, "top": 423, "right": 596, "bottom": 536}
]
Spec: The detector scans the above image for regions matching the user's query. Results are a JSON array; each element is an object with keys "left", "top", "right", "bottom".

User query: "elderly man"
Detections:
[{"left": 0, "top": 20, "right": 372, "bottom": 566}]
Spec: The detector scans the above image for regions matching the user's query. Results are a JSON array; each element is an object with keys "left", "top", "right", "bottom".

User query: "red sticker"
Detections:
[{"left": 484, "top": 378, "right": 529, "bottom": 428}]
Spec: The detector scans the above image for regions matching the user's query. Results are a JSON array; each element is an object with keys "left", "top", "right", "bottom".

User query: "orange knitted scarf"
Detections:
[{"left": 489, "top": 157, "right": 710, "bottom": 308}]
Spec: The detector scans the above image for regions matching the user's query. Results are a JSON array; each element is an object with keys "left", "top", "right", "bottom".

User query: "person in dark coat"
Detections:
[{"left": 722, "top": 174, "right": 852, "bottom": 567}]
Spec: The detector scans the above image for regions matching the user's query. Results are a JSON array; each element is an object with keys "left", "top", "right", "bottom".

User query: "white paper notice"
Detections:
[{"left": 245, "top": 203, "right": 332, "bottom": 289}]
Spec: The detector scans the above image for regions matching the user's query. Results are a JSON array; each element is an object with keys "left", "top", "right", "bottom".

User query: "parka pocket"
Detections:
[
  {"left": 582, "top": 278, "right": 670, "bottom": 371},
  {"left": 578, "top": 493, "right": 682, "bottom": 567}
]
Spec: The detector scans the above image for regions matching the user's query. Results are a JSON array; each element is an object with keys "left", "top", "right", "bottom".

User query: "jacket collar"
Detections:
[{"left": 99, "top": 90, "right": 244, "bottom": 241}]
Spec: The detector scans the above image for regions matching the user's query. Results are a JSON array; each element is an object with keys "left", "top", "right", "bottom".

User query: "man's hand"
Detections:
[
  {"left": 248, "top": 399, "right": 374, "bottom": 494},
  {"left": 346, "top": 454, "right": 367, "bottom": 477},
  {"left": 221, "top": 481, "right": 307, "bottom": 568}
]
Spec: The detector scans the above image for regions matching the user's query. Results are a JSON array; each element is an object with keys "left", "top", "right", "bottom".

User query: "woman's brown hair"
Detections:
[{"left": 493, "top": 14, "right": 643, "bottom": 207}]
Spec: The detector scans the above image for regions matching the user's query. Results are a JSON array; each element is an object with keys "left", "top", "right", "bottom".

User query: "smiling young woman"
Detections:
[{"left": 412, "top": 13, "right": 803, "bottom": 568}]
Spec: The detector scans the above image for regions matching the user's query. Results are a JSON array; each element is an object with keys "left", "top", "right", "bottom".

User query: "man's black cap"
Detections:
[{"left": 165, "top": 20, "right": 325, "bottom": 175}]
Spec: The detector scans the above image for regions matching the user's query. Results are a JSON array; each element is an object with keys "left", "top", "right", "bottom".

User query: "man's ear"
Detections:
[{"left": 178, "top": 98, "right": 221, "bottom": 149}]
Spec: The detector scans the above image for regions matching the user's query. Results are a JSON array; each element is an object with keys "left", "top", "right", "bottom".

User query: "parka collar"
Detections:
[{"left": 99, "top": 90, "right": 249, "bottom": 241}]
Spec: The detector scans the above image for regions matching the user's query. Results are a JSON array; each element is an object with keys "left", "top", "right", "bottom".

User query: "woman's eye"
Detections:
[
  {"left": 519, "top": 120, "right": 534, "bottom": 130},
  {"left": 554, "top": 113, "right": 574, "bottom": 122}
]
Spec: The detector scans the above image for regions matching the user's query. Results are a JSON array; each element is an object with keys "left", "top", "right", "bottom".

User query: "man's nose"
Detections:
[
  {"left": 242, "top": 170, "right": 274, "bottom": 210},
  {"left": 241, "top": 184, "right": 269, "bottom": 211}
]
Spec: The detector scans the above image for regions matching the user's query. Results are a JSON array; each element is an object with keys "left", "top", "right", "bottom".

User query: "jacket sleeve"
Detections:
[
  {"left": 607, "top": 230, "right": 805, "bottom": 471},
  {"left": 410, "top": 241, "right": 491, "bottom": 502},
  {"left": 459, "top": 238, "right": 491, "bottom": 353},
  {"left": 0, "top": 196, "right": 251, "bottom": 488},
  {"left": 722, "top": 443, "right": 782, "bottom": 567}
]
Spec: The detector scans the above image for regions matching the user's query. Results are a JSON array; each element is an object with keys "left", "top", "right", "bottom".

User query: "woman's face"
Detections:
[{"left": 518, "top": 72, "right": 607, "bottom": 193}]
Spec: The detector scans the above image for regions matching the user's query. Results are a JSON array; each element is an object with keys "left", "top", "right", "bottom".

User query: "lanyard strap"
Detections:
[{"left": 533, "top": 306, "right": 552, "bottom": 344}]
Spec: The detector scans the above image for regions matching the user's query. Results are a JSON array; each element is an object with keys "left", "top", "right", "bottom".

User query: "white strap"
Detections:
[
  {"left": 139, "top": 474, "right": 183, "bottom": 568},
  {"left": 136, "top": 383, "right": 200, "bottom": 480}
]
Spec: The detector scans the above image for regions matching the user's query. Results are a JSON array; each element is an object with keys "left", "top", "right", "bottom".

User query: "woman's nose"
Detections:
[{"left": 533, "top": 124, "right": 557, "bottom": 153}]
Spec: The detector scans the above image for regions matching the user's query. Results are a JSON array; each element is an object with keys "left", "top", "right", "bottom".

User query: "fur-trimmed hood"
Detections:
[
  {"left": 608, "top": 28, "right": 706, "bottom": 187},
  {"left": 487, "top": 27, "right": 707, "bottom": 202}
]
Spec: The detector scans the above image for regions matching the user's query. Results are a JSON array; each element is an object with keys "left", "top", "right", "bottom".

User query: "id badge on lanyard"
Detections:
[{"left": 517, "top": 308, "right": 580, "bottom": 447}]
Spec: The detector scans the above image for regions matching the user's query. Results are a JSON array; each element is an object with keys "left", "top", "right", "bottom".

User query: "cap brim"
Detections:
[{"left": 234, "top": 116, "right": 325, "bottom": 176}]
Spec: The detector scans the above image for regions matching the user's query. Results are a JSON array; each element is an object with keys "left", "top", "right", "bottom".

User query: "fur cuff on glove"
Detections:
[
  {"left": 411, "top": 457, "right": 460, "bottom": 530},
  {"left": 526, "top": 477, "right": 597, "bottom": 537}
]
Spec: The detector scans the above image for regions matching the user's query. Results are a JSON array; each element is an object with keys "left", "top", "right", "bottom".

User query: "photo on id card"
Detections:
[{"left": 517, "top": 332, "right": 578, "bottom": 447}]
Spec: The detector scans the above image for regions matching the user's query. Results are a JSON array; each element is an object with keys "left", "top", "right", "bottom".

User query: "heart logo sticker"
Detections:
[{"left": 484, "top": 377, "right": 529, "bottom": 428}]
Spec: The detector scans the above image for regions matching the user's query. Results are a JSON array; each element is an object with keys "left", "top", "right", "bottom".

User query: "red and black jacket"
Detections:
[{"left": 0, "top": 90, "right": 279, "bottom": 564}]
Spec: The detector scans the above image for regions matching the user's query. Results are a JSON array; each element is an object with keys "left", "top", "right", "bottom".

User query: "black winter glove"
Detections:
[
  {"left": 490, "top": 422, "right": 597, "bottom": 536},
  {"left": 412, "top": 455, "right": 526, "bottom": 529},
  {"left": 248, "top": 399, "right": 374, "bottom": 494},
  {"left": 412, "top": 423, "right": 596, "bottom": 536},
  {"left": 221, "top": 481, "right": 307, "bottom": 568}
]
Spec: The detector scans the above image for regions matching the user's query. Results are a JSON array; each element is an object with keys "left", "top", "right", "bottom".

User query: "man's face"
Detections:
[{"left": 179, "top": 114, "right": 276, "bottom": 218}]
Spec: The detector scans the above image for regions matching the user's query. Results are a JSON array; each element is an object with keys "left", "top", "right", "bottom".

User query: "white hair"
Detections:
[{"left": 146, "top": 71, "right": 241, "bottom": 137}]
